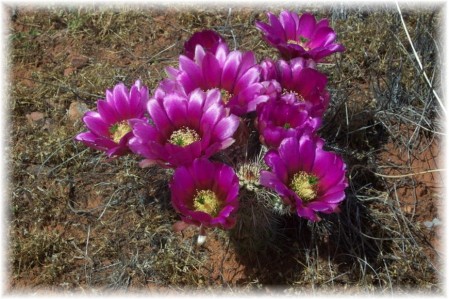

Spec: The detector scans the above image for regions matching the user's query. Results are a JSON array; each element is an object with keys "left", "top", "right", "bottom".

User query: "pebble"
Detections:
[
  {"left": 423, "top": 218, "right": 442, "bottom": 229},
  {"left": 70, "top": 55, "right": 89, "bottom": 69},
  {"left": 26, "top": 111, "right": 45, "bottom": 124},
  {"left": 68, "top": 101, "right": 89, "bottom": 121},
  {"left": 63, "top": 67, "right": 75, "bottom": 77}
]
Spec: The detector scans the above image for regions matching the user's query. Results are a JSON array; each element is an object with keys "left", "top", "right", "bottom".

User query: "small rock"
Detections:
[
  {"left": 423, "top": 221, "right": 433, "bottom": 228},
  {"left": 63, "top": 67, "right": 75, "bottom": 77},
  {"left": 433, "top": 218, "right": 443, "bottom": 226},
  {"left": 70, "top": 55, "right": 89, "bottom": 69},
  {"left": 68, "top": 101, "right": 89, "bottom": 121},
  {"left": 26, "top": 111, "right": 45, "bottom": 124},
  {"left": 423, "top": 218, "right": 442, "bottom": 229}
]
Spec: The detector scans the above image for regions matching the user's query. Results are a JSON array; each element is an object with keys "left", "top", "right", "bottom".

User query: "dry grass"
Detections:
[{"left": 8, "top": 3, "right": 443, "bottom": 295}]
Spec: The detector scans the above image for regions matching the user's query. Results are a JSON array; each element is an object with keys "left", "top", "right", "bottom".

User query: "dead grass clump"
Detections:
[{"left": 11, "top": 227, "right": 70, "bottom": 285}]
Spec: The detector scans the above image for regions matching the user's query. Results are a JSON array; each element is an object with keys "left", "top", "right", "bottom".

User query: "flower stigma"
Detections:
[
  {"left": 169, "top": 127, "right": 200, "bottom": 147},
  {"left": 193, "top": 189, "right": 221, "bottom": 216},
  {"left": 110, "top": 121, "right": 131, "bottom": 143},
  {"left": 290, "top": 171, "right": 318, "bottom": 202}
]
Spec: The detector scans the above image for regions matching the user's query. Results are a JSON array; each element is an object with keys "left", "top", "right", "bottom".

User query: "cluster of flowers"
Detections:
[{"left": 76, "top": 10, "right": 348, "bottom": 235}]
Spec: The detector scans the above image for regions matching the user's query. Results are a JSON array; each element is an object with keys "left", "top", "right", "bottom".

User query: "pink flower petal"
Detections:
[
  {"left": 311, "top": 149, "right": 335, "bottom": 178},
  {"left": 112, "top": 83, "right": 131, "bottom": 119},
  {"left": 310, "top": 27, "right": 337, "bottom": 48},
  {"left": 215, "top": 43, "right": 229, "bottom": 66},
  {"left": 279, "top": 10, "right": 297, "bottom": 41},
  {"left": 97, "top": 100, "right": 118, "bottom": 124},
  {"left": 200, "top": 103, "right": 223, "bottom": 133},
  {"left": 296, "top": 204, "right": 320, "bottom": 221},
  {"left": 297, "top": 134, "right": 316, "bottom": 172},
  {"left": 233, "top": 67, "right": 260, "bottom": 95},
  {"left": 237, "top": 51, "right": 258, "bottom": 78},
  {"left": 147, "top": 99, "right": 173, "bottom": 133},
  {"left": 170, "top": 159, "right": 239, "bottom": 230},
  {"left": 211, "top": 114, "right": 239, "bottom": 141},
  {"left": 128, "top": 83, "right": 147, "bottom": 117},
  {"left": 306, "top": 201, "right": 336, "bottom": 212},
  {"left": 202, "top": 53, "right": 221, "bottom": 89},
  {"left": 267, "top": 12, "right": 287, "bottom": 41},
  {"left": 187, "top": 90, "right": 205, "bottom": 128},
  {"left": 260, "top": 58, "right": 277, "bottom": 81},
  {"left": 278, "top": 137, "right": 301, "bottom": 176},
  {"left": 255, "top": 21, "right": 283, "bottom": 44},
  {"left": 221, "top": 51, "right": 241, "bottom": 91},
  {"left": 163, "top": 94, "right": 188, "bottom": 128},
  {"left": 193, "top": 44, "right": 206, "bottom": 64},
  {"left": 179, "top": 55, "right": 204, "bottom": 87},
  {"left": 264, "top": 150, "right": 289, "bottom": 183},
  {"left": 260, "top": 170, "right": 290, "bottom": 198},
  {"left": 83, "top": 113, "right": 110, "bottom": 137},
  {"left": 204, "top": 88, "right": 222, "bottom": 107},
  {"left": 176, "top": 72, "right": 197, "bottom": 94},
  {"left": 297, "top": 13, "right": 316, "bottom": 38},
  {"left": 319, "top": 189, "right": 346, "bottom": 204}
]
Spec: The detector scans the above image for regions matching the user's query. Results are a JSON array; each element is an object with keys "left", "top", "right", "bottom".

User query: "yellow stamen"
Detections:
[
  {"left": 110, "top": 121, "right": 131, "bottom": 143},
  {"left": 220, "top": 89, "right": 232, "bottom": 104},
  {"left": 169, "top": 127, "right": 200, "bottom": 147},
  {"left": 282, "top": 89, "right": 305, "bottom": 101},
  {"left": 193, "top": 189, "right": 221, "bottom": 216},
  {"left": 287, "top": 36, "right": 310, "bottom": 50},
  {"left": 290, "top": 171, "right": 318, "bottom": 202},
  {"left": 287, "top": 39, "right": 300, "bottom": 45}
]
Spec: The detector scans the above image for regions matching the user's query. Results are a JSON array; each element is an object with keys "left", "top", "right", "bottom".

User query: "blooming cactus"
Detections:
[
  {"left": 158, "top": 43, "right": 271, "bottom": 116},
  {"left": 183, "top": 29, "right": 227, "bottom": 60},
  {"left": 75, "top": 80, "right": 149, "bottom": 157},
  {"left": 260, "top": 135, "right": 348, "bottom": 221},
  {"left": 260, "top": 57, "right": 330, "bottom": 117},
  {"left": 129, "top": 88, "right": 239, "bottom": 168},
  {"left": 256, "top": 10, "right": 345, "bottom": 61},
  {"left": 170, "top": 158, "right": 239, "bottom": 229},
  {"left": 256, "top": 97, "right": 321, "bottom": 148},
  {"left": 74, "top": 10, "right": 349, "bottom": 232}
]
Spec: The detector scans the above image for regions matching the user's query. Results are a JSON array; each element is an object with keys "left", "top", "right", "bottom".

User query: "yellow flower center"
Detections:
[
  {"left": 110, "top": 121, "right": 131, "bottom": 143},
  {"left": 220, "top": 89, "right": 232, "bottom": 104},
  {"left": 193, "top": 189, "right": 221, "bottom": 217},
  {"left": 287, "top": 36, "right": 310, "bottom": 50},
  {"left": 290, "top": 171, "right": 318, "bottom": 202},
  {"left": 169, "top": 127, "right": 200, "bottom": 147},
  {"left": 282, "top": 89, "right": 305, "bottom": 101}
]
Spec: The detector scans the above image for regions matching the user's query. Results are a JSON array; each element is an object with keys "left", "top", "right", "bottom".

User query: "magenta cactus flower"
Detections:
[
  {"left": 129, "top": 88, "right": 239, "bottom": 168},
  {"left": 256, "top": 98, "right": 321, "bottom": 148},
  {"left": 260, "top": 135, "right": 348, "bottom": 222},
  {"left": 183, "top": 29, "right": 227, "bottom": 60},
  {"left": 159, "top": 43, "right": 270, "bottom": 116},
  {"left": 256, "top": 10, "right": 345, "bottom": 61},
  {"left": 260, "top": 57, "right": 330, "bottom": 117},
  {"left": 75, "top": 80, "right": 149, "bottom": 157},
  {"left": 170, "top": 158, "right": 239, "bottom": 229}
]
